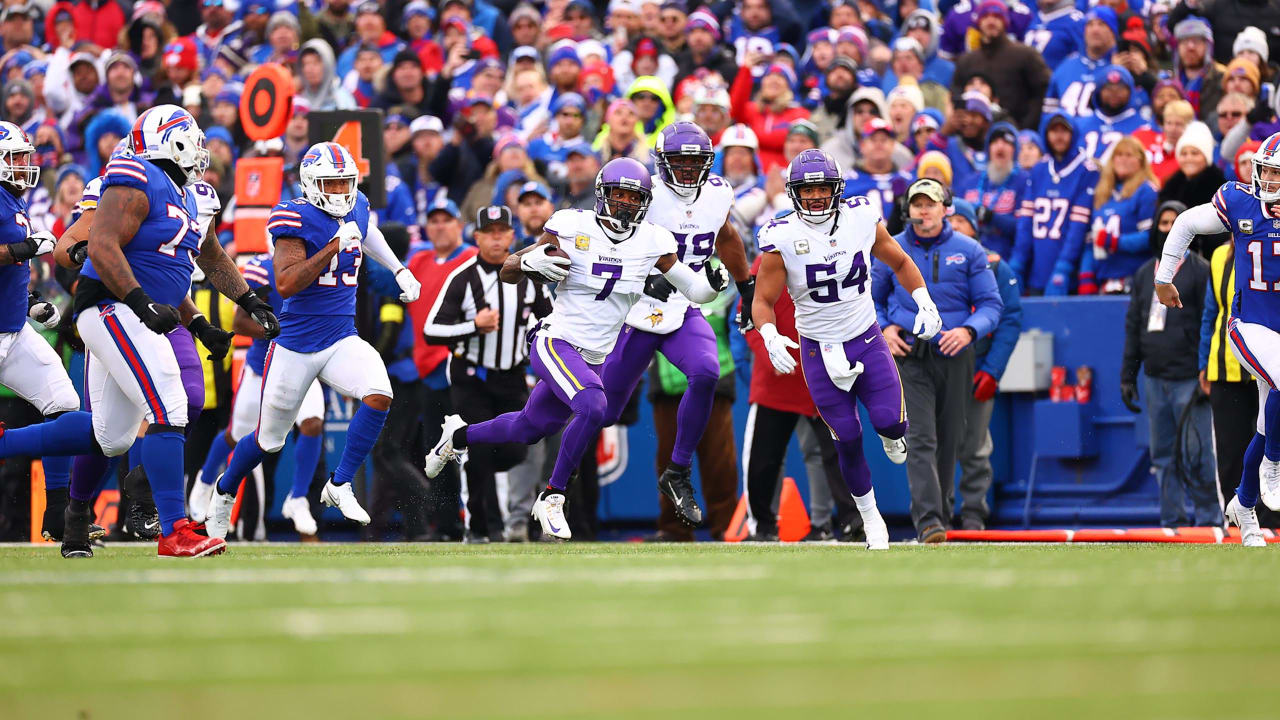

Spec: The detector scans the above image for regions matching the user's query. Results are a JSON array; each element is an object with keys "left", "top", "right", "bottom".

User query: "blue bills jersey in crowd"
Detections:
[
  {"left": 842, "top": 169, "right": 912, "bottom": 223},
  {"left": 1075, "top": 108, "right": 1152, "bottom": 161},
  {"left": 0, "top": 188, "right": 31, "bottom": 332},
  {"left": 1079, "top": 181, "right": 1158, "bottom": 285},
  {"left": 957, "top": 167, "right": 1027, "bottom": 259},
  {"left": 240, "top": 254, "right": 283, "bottom": 374},
  {"left": 1043, "top": 54, "right": 1112, "bottom": 117},
  {"left": 266, "top": 192, "right": 371, "bottom": 353},
  {"left": 80, "top": 155, "right": 202, "bottom": 308},
  {"left": 1022, "top": 7, "right": 1085, "bottom": 69},
  {"left": 1013, "top": 145, "right": 1098, "bottom": 292},
  {"left": 1213, "top": 182, "right": 1280, "bottom": 333}
]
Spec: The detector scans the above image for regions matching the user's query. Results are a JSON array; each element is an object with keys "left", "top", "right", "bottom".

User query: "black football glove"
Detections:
[
  {"left": 735, "top": 278, "right": 756, "bottom": 331},
  {"left": 643, "top": 274, "right": 675, "bottom": 302},
  {"left": 704, "top": 262, "right": 730, "bottom": 292},
  {"left": 1120, "top": 382, "right": 1140, "bottom": 413},
  {"left": 68, "top": 240, "right": 88, "bottom": 266},
  {"left": 236, "top": 289, "right": 280, "bottom": 340},
  {"left": 188, "top": 315, "right": 235, "bottom": 360},
  {"left": 124, "top": 287, "right": 180, "bottom": 334}
]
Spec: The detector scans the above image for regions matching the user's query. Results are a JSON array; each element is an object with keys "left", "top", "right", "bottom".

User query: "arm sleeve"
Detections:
[
  {"left": 361, "top": 219, "right": 407, "bottom": 273},
  {"left": 1156, "top": 202, "right": 1229, "bottom": 283},
  {"left": 1118, "top": 186, "right": 1158, "bottom": 254},
  {"left": 1199, "top": 278, "right": 1217, "bottom": 371},
  {"left": 729, "top": 64, "right": 756, "bottom": 125},
  {"left": 979, "top": 262, "right": 1024, "bottom": 378},
  {"left": 422, "top": 270, "right": 477, "bottom": 345},
  {"left": 662, "top": 260, "right": 718, "bottom": 303},
  {"left": 1042, "top": 68, "right": 1061, "bottom": 115}
]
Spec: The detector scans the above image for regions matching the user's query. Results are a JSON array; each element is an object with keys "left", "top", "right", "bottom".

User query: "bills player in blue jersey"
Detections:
[
  {"left": 204, "top": 142, "right": 422, "bottom": 540},
  {"left": 1156, "top": 132, "right": 1280, "bottom": 547},
  {"left": 189, "top": 252, "right": 327, "bottom": 537},
  {"left": 0, "top": 106, "right": 278, "bottom": 558},
  {"left": 0, "top": 122, "right": 84, "bottom": 541}
]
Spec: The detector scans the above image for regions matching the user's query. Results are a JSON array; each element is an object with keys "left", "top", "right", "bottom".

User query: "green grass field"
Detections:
[{"left": 0, "top": 542, "right": 1275, "bottom": 719}]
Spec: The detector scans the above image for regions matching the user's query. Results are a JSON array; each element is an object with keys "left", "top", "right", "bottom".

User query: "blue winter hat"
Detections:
[
  {"left": 1085, "top": 6, "right": 1118, "bottom": 41},
  {"left": 547, "top": 45, "right": 582, "bottom": 69},
  {"left": 205, "top": 126, "right": 234, "bottom": 147},
  {"left": 55, "top": 163, "right": 87, "bottom": 189},
  {"left": 950, "top": 199, "right": 979, "bottom": 236},
  {"left": 1018, "top": 128, "right": 1045, "bottom": 153},
  {"left": 551, "top": 92, "right": 586, "bottom": 113}
]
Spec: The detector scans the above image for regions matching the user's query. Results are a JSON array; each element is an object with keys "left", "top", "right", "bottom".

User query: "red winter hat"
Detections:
[{"left": 163, "top": 37, "right": 198, "bottom": 72}]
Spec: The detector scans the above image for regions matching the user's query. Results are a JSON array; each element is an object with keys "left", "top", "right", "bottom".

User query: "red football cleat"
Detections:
[{"left": 158, "top": 518, "right": 226, "bottom": 558}]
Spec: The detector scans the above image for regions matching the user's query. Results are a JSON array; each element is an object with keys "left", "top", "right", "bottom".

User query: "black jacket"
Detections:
[{"left": 1123, "top": 255, "right": 1210, "bottom": 383}]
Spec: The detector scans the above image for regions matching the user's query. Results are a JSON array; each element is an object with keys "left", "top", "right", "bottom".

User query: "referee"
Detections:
[{"left": 423, "top": 205, "right": 552, "bottom": 542}]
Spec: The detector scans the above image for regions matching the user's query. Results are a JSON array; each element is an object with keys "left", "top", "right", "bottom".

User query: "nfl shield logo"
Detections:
[
  {"left": 1273, "top": 219, "right": 1279, "bottom": 229},
  {"left": 1240, "top": 219, "right": 1254, "bottom": 233},
  {"left": 247, "top": 171, "right": 261, "bottom": 196}
]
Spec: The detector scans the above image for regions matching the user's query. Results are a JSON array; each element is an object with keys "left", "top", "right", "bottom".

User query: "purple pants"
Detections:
[
  {"left": 601, "top": 307, "right": 719, "bottom": 467},
  {"left": 466, "top": 332, "right": 606, "bottom": 491},
  {"left": 168, "top": 325, "right": 205, "bottom": 426},
  {"left": 798, "top": 325, "right": 908, "bottom": 497}
]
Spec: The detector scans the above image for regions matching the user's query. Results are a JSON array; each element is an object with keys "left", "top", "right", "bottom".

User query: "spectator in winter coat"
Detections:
[
  {"left": 1172, "top": 17, "right": 1226, "bottom": 121},
  {"left": 1167, "top": 0, "right": 1280, "bottom": 67},
  {"left": 674, "top": 9, "right": 738, "bottom": 80},
  {"left": 1075, "top": 65, "right": 1153, "bottom": 160},
  {"left": 951, "top": 0, "right": 1049, "bottom": 129},
  {"left": 1043, "top": 6, "right": 1119, "bottom": 118},
  {"left": 926, "top": 91, "right": 992, "bottom": 190},
  {"left": 729, "top": 56, "right": 810, "bottom": 172},
  {"left": 1011, "top": 110, "right": 1098, "bottom": 294},
  {"left": 1077, "top": 136, "right": 1160, "bottom": 294},
  {"left": 956, "top": 122, "right": 1026, "bottom": 260},
  {"left": 298, "top": 39, "right": 357, "bottom": 111}
]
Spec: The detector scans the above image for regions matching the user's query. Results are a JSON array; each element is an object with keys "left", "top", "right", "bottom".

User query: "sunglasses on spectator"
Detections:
[
  {"left": 633, "top": 93, "right": 661, "bottom": 102},
  {"left": 1219, "top": 110, "right": 1245, "bottom": 118},
  {"left": 203, "top": 0, "right": 225, "bottom": 7}
]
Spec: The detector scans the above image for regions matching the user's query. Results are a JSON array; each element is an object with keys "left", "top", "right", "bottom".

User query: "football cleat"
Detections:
[
  {"left": 1260, "top": 458, "right": 1280, "bottom": 511},
  {"left": 424, "top": 415, "right": 468, "bottom": 479},
  {"left": 1226, "top": 496, "right": 1267, "bottom": 548},
  {"left": 205, "top": 481, "right": 235, "bottom": 540},
  {"left": 532, "top": 492, "right": 571, "bottom": 540},
  {"left": 124, "top": 465, "right": 160, "bottom": 540},
  {"left": 282, "top": 494, "right": 318, "bottom": 536},
  {"left": 880, "top": 435, "right": 907, "bottom": 464},
  {"left": 321, "top": 476, "right": 370, "bottom": 525},
  {"left": 188, "top": 473, "right": 215, "bottom": 522},
  {"left": 158, "top": 518, "right": 226, "bottom": 558},
  {"left": 862, "top": 510, "right": 890, "bottom": 551},
  {"left": 658, "top": 465, "right": 703, "bottom": 527},
  {"left": 60, "top": 503, "right": 93, "bottom": 558}
]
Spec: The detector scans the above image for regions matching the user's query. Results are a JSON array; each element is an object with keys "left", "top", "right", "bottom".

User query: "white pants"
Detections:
[
  {"left": 77, "top": 303, "right": 188, "bottom": 456},
  {"left": 0, "top": 323, "right": 80, "bottom": 416},
  {"left": 1228, "top": 319, "right": 1280, "bottom": 434},
  {"left": 230, "top": 364, "right": 325, "bottom": 440},
  {"left": 258, "top": 335, "right": 391, "bottom": 452}
]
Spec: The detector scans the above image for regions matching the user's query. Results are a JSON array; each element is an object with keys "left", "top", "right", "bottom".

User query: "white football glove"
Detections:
[
  {"left": 335, "top": 221, "right": 362, "bottom": 253},
  {"left": 520, "top": 243, "right": 570, "bottom": 282},
  {"left": 704, "top": 262, "right": 730, "bottom": 292},
  {"left": 911, "top": 287, "right": 943, "bottom": 340},
  {"left": 28, "top": 230, "right": 56, "bottom": 257},
  {"left": 28, "top": 298, "right": 59, "bottom": 329},
  {"left": 758, "top": 323, "right": 799, "bottom": 375},
  {"left": 394, "top": 267, "right": 421, "bottom": 303}
]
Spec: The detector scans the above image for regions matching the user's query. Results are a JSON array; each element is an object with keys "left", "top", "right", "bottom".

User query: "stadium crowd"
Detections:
[{"left": 0, "top": 0, "right": 1273, "bottom": 543}]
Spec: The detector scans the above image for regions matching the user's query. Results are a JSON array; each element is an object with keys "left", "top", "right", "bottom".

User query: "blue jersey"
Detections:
[
  {"left": 1079, "top": 181, "right": 1158, "bottom": 285},
  {"left": 1075, "top": 108, "right": 1152, "bottom": 161},
  {"left": 957, "top": 167, "right": 1026, "bottom": 259},
  {"left": 1043, "top": 52, "right": 1112, "bottom": 117},
  {"left": 240, "top": 254, "right": 283, "bottom": 374},
  {"left": 1213, "top": 182, "right": 1280, "bottom": 332},
  {"left": 1022, "top": 7, "right": 1084, "bottom": 69},
  {"left": 1012, "top": 133, "right": 1098, "bottom": 292},
  {"left": 842, "top": 168, "right": 911, "bottom": 224},
  {"left": 267, "top": 192, "right": 371, "bottom": 353},
  {"left": 81, "top": 155, "right": 202, "bottom": 308},
  {"left": 0, "top": 189, "right": 32, "bottom": 332}
]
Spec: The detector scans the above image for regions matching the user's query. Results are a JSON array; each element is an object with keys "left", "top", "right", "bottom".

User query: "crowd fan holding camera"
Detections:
[{"left": 0, "top": 0, "right": 1273, "bottom": 543}]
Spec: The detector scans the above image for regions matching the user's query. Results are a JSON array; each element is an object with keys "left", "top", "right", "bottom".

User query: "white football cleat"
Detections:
[
  {"left": 321, "top": 478, "right": 370, "bottom": 525},
  {"left": 205, "top": 482, "right": 235, "bottom": 540},
  {"left": 532, "top": 492, "right": 571, "bottom": 540},
  {"left": 282, "top": 494, "right": 317, "bottom": 536},
  {"left": 1260, "top": 458, "right": 1280, "bottom": 511},
  {"left": 880, "top": 435, "right": 907, "bottom": 465},
  {"left": 424, "top": 414, "right": 468, "bottom": 479},
  {"left": 1226, "top": 496, "right": 1267, "bottom": 548},
  {"left": 862, "top": 510, "right": 890, "bottom": 550},
  {"left": 188, "top": 474, "right": 215, "bottom": 523}
]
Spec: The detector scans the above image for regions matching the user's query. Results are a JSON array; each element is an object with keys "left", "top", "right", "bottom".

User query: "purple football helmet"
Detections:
[
  {"left": 785, "top": 149, "right": 844, "bottom": 222},
  {"left": 595, "top": 157, "right": 653, "bottom": 232},
  {"left": 654, "top": 121, "right": 714, "bottom": 191}
]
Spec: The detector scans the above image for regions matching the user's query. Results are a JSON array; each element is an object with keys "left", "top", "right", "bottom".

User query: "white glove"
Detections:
[
  {"left": 394, "top": 267, "right": 421, "bottom": 303},
  {"left": 29, "top": 299, "right": 59, "bottom": 329},
  {"left": 704, "top": 262, "right": 730, "bottom": 292},
  {"left": 758, "top": 323, "right": 799, "bottom": 374},
  {"left": 520, "top": 243, "right": 570, "bottom": 282},
  {"left": 28, "top": 230, "right": 55, "bottom": 257},
  {"left": 335, "top": 221, "right": 362, "bottom": 253},
  {"left": 911, "top": 287, "right": 943, "bottom": 340}
]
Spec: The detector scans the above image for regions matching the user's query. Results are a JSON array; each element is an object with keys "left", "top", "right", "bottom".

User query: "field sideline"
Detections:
[{"left": 0, "top": 543, "right": 1275, "bottom": 720}]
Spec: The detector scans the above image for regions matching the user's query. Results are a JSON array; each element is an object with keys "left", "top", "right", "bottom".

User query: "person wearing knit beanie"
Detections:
[
  {"left": 917, "top": 149, "right": 954, "bottom": 187},
  {"left": 1176, "top": 120, "right": 1216, "bottom": 165},
  {"left": 1233, "top": 26, "right": 1269, "bottom": 65},
  {"left": 1224, "top": 57, "right": 1261, "bottom": 97}
]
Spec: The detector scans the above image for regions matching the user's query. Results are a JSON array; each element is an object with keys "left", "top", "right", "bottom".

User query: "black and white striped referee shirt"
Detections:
[{"left": 422, "top": 256, "right": 553, "bottom": 370}]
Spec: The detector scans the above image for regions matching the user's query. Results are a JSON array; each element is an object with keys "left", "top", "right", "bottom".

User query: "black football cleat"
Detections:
[
  {"left": 124, "top": 465, "right": 160, "bottom": 540},
  {"left": 61, "top": 503, "right": 93, "bottom": 558},
  {"left": 658, "top": 465, "right": 703, "bottom": 527},
  {"left": 42, "top": 487, "right": 107, "bottom": 542}
]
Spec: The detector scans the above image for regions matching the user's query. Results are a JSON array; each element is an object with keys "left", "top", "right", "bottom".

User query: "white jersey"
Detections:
[
  {"left": 542, "top": 208, "right": 677, "bottom": 362},
  {"left": 624, "top": 174, "right": 733, "bottom": 334},
  {"left": 757, "top": 197, "right": 880, "bottom": 343}
]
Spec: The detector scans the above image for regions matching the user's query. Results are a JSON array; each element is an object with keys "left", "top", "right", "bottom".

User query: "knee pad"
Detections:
[
  {"left": 570, "top": 387, "right": 608, "bottom": 428},
  {"left": 876, "top": 420, "right": 908, "bottom": 441}
]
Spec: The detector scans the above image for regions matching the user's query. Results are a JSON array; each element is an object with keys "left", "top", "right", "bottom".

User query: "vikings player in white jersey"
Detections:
[
  {"left": 424, "top": 158, "right": 722, "bottom": 539},
  {"left": 597, "top": 122, "right": 752, "bottom": 527},
  {"left": 752, "top": 149, "right": 943, "bottom": 550}
]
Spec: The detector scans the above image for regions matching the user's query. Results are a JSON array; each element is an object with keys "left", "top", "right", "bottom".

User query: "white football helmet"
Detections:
[
  {"left": 300, "top": 142, "right": 359, "bottom": 217},
  {"left": 129, "top": 105, "right": 208, "bottom": 184},
  {"left": 0, "top": 121, "right": 38, "bottom": 190},
  {"left": 1254, "top": 132, "right": 1280, "bottom": 202}
]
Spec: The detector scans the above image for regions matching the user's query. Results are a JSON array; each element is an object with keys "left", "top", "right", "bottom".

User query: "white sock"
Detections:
[{"left": 853, "top": 489, "right": 878, "bottom": 515}]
